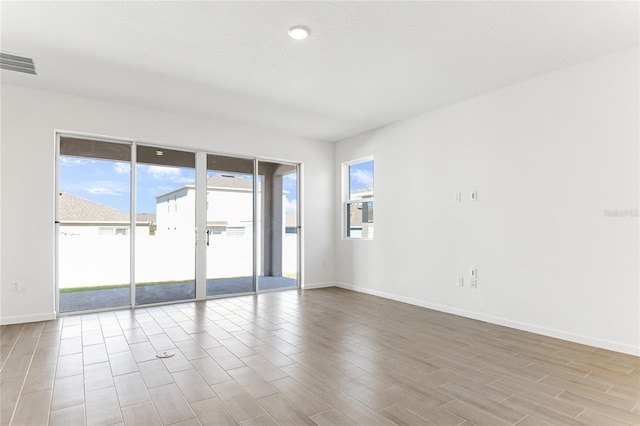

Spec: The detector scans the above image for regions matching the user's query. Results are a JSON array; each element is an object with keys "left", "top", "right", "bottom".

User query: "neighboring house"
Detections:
[
  {"left": 348, "top": 185, "right": 374, "bottom": 238},
  {"left": 285, "top": 211, "right": 298, "bottom": 234},
  {"left": 155, "top": 174, "right": 292, "bottom": 237},
  {"left": 59, "top": 192, "right": 156, "bottom": 236},
  {"left": 155, "top": 173, "right": 296, "bottom": 277},
  {"left": 60, "top": 174, "right": 294, "bottom": 238}
]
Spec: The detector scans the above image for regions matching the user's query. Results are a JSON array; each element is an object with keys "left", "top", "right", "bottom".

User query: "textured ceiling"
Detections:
[{"left": 1, "top": 1, "right": 638, "bottom": 142}]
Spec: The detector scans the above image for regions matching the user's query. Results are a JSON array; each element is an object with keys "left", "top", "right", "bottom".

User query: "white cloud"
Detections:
[
  {"left": 86, "top": 187, "right": 120, "bottom": 196},
  {"left": 146, "top": 165, "right": 181, "bottom": 179},
  {"left": 350, "top": 168, "right": 373, "bottom": 186},
  {"left": 81, "top": 180, "right": 128, "bottom": 197},
  {"left": 114, "top": 162, "right": 130, "bottom": 174},
  {"left": 284, "top": 197, "right": 297, "bottom": 213},
  {"left": 59, "top": 157, "right": 94, "bottom": 166},
  {"left": 148, "top": 186, "right": 175, "bottom": 196},
  {"left": 145, "top": 165, "right": 194, "bottom": 183}
]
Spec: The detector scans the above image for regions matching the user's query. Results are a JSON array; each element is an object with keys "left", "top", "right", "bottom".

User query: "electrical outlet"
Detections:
[
  {"left": 470, "top": 191, "right": 478, "bottom": 201},
  {"left": 12, "top": 282, "right": 21, "bottom": 292},
  {"left": 454, "top": 192, "right": 462, "bottom": 202},
  {"left": 457, "top": 277, "right": 464, "bottom": 287},
  {"left": 471, "top": 278, "right": 478, "bottom": 289},
  {"left": 470, "top": 268, "right": 477, "bottom": 278}
]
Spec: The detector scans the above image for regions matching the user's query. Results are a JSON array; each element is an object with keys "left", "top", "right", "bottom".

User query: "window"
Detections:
[
  {"left": 344, "top": 158, "right": 374, "bottom": 239},
  {"left": 98, "top": 227, "right": 129, "bottom": 236}
]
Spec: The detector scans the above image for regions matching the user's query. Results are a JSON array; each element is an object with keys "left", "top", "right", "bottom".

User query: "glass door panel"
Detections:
[
  {"left": 205, "top": 154, "right": 255, "bottom": 296},
  {"left": 58, "top": 137, "right": 131, "bottom": 313},
  {"left": 257, "top": 160, "right": 299, "bottom": 291},
  {"left": 135, "top": 146, "right": 196, "bottom": 305}
]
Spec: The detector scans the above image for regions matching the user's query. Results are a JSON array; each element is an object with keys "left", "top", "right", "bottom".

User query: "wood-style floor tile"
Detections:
[
  {"left": 84, "top": 361, "right": 114, "bottom": 391},
  {"left": 148, "top": 383, "right": 195, "bottom": 425},
  {"left": 206, "top": 346, "right": 245, "bottom": 370},
  {"left": 11, "top": 389, "right": 52, "bottom": 426},
  {"left": 172, "top": 368, "right": 216, "bottom": 403},
  {"left": 1, "top": 288, "right": 638, "bottom": 426},
  {"left": 48, "top": 404, "right": 86, "bottom": 426},
  {"left": 310, "top": 409, "right": 357, "bottom": 426},
  {"left": 438, "top": 382, "right": 526, "bottom": 423},
  {"left": 0, "top": 376, "right": 24, "bottom": 423},
  {"left": 241, "top": 354, "right": 287, "bottom": 382},
  {"left": 190, "top": 397, "right": 239, "bottom": 426},
  {"left": 321, "top": 389, "right": 397, "bottom": 426},
  {"left": 211, "top": 380, "right": 265, "bottom": 422},
  {"left": 138, "top": 359, "right": 175, "bottom": 389},
  {"left": 114, "top": 372, "right": 151, "bottom": 407},
  {"left": 240, "top": 413, "right": 278, "bottom": 426},
  {"left": 443, "top": 399, "right": 513, "bottom": 426},
  {"left": 255, "top": 393, "right": 316, "bottom": 426},
  {"left": 51, "top": 374, "right": 85, "bottom": 411},
  {"left": 380, "top": 403, "right": 436, "bottom": 426},
  {"left": 21, "top": 363, "right": 56, "bottom": 393},
  {"left": 82, "top": 343, "right": 108, "bottom": 365},
  {"left": 384, "top": 385, "right": 465, "bottom": 425},
  {"left": 190, "top": 356, "right": 231, "bottom": 385},
  {"left": 31, "top": 344, "right": 59, "bottom": 367},
  {"left": 85, "top": 386, "right": 122, "bottom": 426},
  {"left": 556, "top": 390, "right": 640, "bottom": 425},
  {"left": 227, "top": 366, "right": 277, "bottom": 400},
  {"left": 270, "top": 376, "right": 331, "bottom": 416},
  {"left": 120, "top": 401, "right": 162, "bottom": 426},
  {"left": 55, "top": 353, "right": 84, "bottom": 378},
  {"left": 500, "top": 395, "right": 587, "bottom": 426},
  {"left": 58, "top": 337, "right": 82, "bottom": 356}
]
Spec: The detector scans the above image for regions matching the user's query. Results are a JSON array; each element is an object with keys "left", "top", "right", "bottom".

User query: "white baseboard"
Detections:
[
  {"left": 302, "top": 282, "right": 336, "bottom": 290},
  {"left": 0, "top": 312, "right": 57, "bottom": 325},
  {"left": 335, "top": 282, "right": 639, "bottom": 357}
]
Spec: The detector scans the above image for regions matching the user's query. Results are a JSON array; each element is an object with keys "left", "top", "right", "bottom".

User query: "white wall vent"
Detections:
[{"left": 0, "top": 51, "right": 37, "bottom": 75}]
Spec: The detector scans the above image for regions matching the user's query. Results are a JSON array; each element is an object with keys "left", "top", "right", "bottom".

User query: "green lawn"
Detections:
[
  {"left": 60, "top": 275, "right": 296, "bottom": 293},
  {"left": 59, "top": 279, "right": 194, "bottom": 293}
]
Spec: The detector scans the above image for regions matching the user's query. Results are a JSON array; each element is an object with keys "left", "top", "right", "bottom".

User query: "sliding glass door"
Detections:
[
  {"left": 57, "top": 137, "right": 132, "bottom": 313},
  {"left": 135, "top": 146, "right": 196, "bottom": 305},
  {"left": 57, "top": 134, "right": 300, "bottom": 314},
  {"left": 257, "top": 160, "right": 299, "bottom": 291},
  {"left": 206, "top": 154, "right": 255, "bottom": 296}
]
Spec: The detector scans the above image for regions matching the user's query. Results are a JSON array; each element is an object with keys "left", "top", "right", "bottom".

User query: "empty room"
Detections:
[{"left": 1, "top": 1, "right": 638, "bottom": 425}]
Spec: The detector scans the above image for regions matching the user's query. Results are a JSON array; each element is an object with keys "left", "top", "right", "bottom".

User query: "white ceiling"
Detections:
[{"left": 1, "top": 1, "right": 638, "bottom": 142}]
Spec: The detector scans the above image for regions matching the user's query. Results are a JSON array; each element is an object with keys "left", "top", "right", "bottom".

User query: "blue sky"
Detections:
[
  {"left": 59, "top": 156, "right": 297, "bottom": 214},
  {"left": 349, "top": 159, "right": 374, "bottom": 195}
]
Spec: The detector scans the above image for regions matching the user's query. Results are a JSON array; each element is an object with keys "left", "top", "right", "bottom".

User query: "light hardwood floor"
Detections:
[{"left": 1, "top": 287, "right": 639, "bottom": 426}]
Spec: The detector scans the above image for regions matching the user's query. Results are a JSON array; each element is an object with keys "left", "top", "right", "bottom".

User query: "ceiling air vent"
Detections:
[{"left": 0, "top": 51, "right": 37, "bottom": 75}]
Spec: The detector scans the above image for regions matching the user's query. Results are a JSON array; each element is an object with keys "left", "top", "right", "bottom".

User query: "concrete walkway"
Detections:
[{"left": 59, "top": 276, "right": 297, "bottom": 313}]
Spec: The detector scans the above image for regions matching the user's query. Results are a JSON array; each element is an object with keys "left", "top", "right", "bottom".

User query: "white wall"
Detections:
[
  {"left": 0, "top": 84, "right": 335, "bottom": 324},
  {"left": 335, "top": 48, "right": 639, "bottom": 355}
]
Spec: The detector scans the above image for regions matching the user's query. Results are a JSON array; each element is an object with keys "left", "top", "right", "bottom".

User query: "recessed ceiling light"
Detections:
[
  {"left": 155, "top": 150, "right": 164, "bottom": 156},
  {"left": 288, "top": 26, "right": 310, "bottom": 40}
]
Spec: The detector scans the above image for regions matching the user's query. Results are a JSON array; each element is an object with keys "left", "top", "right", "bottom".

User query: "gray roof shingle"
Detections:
[
  {"left": 207, "top": 175, "right": 255, "bottom": 190},
  {"left": 59, "top": 193, "right": 156, "bottom": 223}
]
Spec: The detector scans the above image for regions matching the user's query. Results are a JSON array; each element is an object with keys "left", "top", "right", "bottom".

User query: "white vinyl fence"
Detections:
[{"left": 58, "top": 233, "right": 297, "bottom": 288}]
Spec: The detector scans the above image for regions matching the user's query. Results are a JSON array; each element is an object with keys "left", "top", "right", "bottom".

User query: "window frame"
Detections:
[{"left": 343, "top": 156, "right": 374, "bottom": 240}]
